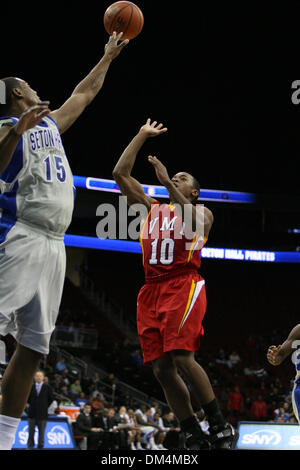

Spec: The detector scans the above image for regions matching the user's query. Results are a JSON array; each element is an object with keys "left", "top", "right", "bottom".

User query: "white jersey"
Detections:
[
  {"left": 293, "top": 349, "right": 300, "bottom": 384},
  {"left": 0, "top": 115, "right": 74, "bottom": 240},
  {"left": 291, "top": 349, "right": 300, "bottom": 424}
]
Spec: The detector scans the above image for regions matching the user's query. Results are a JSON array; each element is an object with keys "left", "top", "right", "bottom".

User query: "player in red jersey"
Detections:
[{"left": 113, "top": 118, "right": 238, "bottom": 450}]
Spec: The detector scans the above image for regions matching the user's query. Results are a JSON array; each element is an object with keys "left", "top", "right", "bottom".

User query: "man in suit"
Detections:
[
  {"left": 26, "top": 370, "right": 53, "bottom": 450},
  {"left": 75, "top": 403, "right": 103, "bottom": 450}
]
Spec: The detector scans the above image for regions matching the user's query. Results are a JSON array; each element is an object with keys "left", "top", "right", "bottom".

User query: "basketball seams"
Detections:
[
  {"left": 122, "top": 4, "right": 133, "bottom": 37},
  {"left": 104, "top": 1, "right": 144, "bottom": 38},
  {"left": 109, "top": 4, "right": 131, "bottom": 35},
  {"left": 133, "top": 4, "right": 143, "bottom": 34}
]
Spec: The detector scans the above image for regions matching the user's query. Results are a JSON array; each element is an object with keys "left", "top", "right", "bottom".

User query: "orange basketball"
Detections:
[{"left": 104, "top": 1, "right": 144, "bottom": 40}]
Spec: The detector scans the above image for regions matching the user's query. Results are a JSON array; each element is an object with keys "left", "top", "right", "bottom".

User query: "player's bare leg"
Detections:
[
  {"left": 152, "top": 355, "right": 196, "bottom": 421},
  {"left": 172, "top": 350, "right": 238, "bottom": 449},
  {"left": 0, "top": 343, "right": 41, "bottom": 449},
  {"left": 171, "top": 350, "right": 216, "bottom": 405},
  {"left": 152, "top": 353, "right": 212, "bottom": 449},
  {"left": 152, "top": 350, "right": 238, "bottom": 449},
  {"left": 1, "top": 343, "right": 42, "bottom": 416}
]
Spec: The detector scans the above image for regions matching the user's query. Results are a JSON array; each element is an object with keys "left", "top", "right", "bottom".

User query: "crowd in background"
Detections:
[
  {"left": 0, "top": 267, "right": 298, "bottom": 450},
  {"left": 0, "top": 328, "right": 298, "bottom": 450}
]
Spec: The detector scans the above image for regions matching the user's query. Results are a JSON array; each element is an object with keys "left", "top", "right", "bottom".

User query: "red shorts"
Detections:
[{"left": 136, "top": 271, "right": 207, "bottom": 364}]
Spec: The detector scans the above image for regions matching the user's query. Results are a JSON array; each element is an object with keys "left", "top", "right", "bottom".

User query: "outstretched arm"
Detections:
[
  {"left": 112, "top": 119, "right": 167, "bottom": 208},
  {"left": 267, "top": 324, "right": 300, "bottom": 366},
  {"left": 0, "top": 102, "right": 50, "bottom": 173},
  {"left": 50, "top": 32, "right": 129, "bottom": 134}
]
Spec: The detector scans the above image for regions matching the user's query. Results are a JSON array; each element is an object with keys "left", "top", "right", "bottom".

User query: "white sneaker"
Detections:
[{"left": 150, "top": 444, "right": 160, "bottom": 450}]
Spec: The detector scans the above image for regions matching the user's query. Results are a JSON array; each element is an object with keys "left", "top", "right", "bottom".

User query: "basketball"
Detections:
[{"left": 104, "top": 1, "right": 144, "bottom": 40}]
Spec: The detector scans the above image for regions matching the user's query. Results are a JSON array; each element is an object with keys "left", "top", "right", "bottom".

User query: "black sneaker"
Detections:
[
  {"left": 209, "top": 423, "right": 239, "bottom": 450},
  {"left": 185, "top": 431, "right": 212, "bottom": 450}
]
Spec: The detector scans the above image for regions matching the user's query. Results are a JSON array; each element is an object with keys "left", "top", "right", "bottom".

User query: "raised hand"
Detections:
[
  {"left": 14, "top": 102, "right": 51, "bottom": 135},
  {"left": 139, "top": 118, "right": 168, "bottom": 138},
  {"left": 104, "top": 31, "right": 129, "bottom": 60},
  {"left": 267, "top": 345, "right": 282, "bottom": 366},
  {"left": 148, "top": 155, "right": 170, "bottom": 186}
]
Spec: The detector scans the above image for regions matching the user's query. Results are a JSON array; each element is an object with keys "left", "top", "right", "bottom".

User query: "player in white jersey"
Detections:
[
  {"left": 267, "top": 324, "right": 300, "bottom": 423},
  {"left": 0, "top": 31, "right": 129, "bottom": 450}
]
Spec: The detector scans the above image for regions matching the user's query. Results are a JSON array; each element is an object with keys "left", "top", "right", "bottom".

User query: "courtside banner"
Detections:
[
  {"left": 12, "top": 416, "right": 76, "bottom": 450},
  {"left": 236, "top": 422, "right": 300, "bottom": 450}
]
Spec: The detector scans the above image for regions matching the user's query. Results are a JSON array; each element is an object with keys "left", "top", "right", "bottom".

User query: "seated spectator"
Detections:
[
  {"left": 59, "top": 386, "right": 74, "bottom": 406},
  {"left": 162, "top": 411, "right": 179, "bottom": 430},
  {"left": 91, "top": 393, "right": 105, "bottom": 411},
  {"left": 127, "top": 408, "right": 144, "bottom": 450},
  {"left": 244, "top": 365, "right": 255, "bottom": 376},
  {"left": 55, "top": 357, "right": 67, "bottom": 373},
  {"left": 66, "top": 357, "right": 80, "bottom": 379},
  {"left": 96, "top": 408, "right": 126, "bottom": 450},
  {"left": 289, "top": 415, "right": 297, "bottom": 423},
  {"left": 134, "top": 406, "right": 160, "bottom": 450},
  {"left": 252, "top": 364, "right": 268, "bottom": 378},
  {"left": 75, "top": 392, "right": 88, "bottom": 410},
  {"left": 152, "top": 411, "right": 168, "bottom": 449},
  {"left": 227, "top": 385, "right": 244, "bottom": 424},
  {"left": 48, "top": 399, "right": 59, "bottom": 415},
  {"left": 267, "top": 386, "right": 283, "bottom": 406},
  {"left": 150, "top": 401, "right": 160, "bottom": 417},
  {"left": 60, "top": 368, "right": 70, "bottom": 387},
  {"left": 250, "top": 395, "right": 268, "bottom": 421},
  {"left": 134, "top": 405, "right": 148, "bottom": 424},
  {"left": 114, "top": 405, "right": 134, "bottom": 449},
  {"left": 228, "top": 351, "right": 241, "bottom": 368},
  {"left": 283, "top": 400, "right": 292, "bottom": 416},
  {"left": 216, "top": 348, "right": 228, "bottom": 365},
  {"left": 92, "top": 388, "right": 106, "bottom": 403},
  {"left": 107, "top": 373, "right": 118, "bottom": 387},
  {"left": 161, "top": 411, "right": 182, "bottom": 450},
  {"left": 52, "top": 374, "right": 63, "bottom": 394},
  {"left": 91, "top": 372, "right": 102, "bottom": 389},
  {"left": 274, "top": 406, "right": 290, "bottom": 423},
  {"left": 70, "top": 379, "right": 82, "bottom": 397},
  {"left": 117, "top": 405, "right": 130, "bottom": 423},
  {"left": 75, "top": 403, "right": 103, "bottom": 450}
]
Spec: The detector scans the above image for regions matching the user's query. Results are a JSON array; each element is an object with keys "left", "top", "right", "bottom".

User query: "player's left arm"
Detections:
[
  {"left": 267, "top": 323, "right": 300, "bottom": 366},
  {"left": 148, "top": 155, "right": 214, "bottom": 238},
  {"left": 50, "top": 32, "right": 129, "bottom": 134}
]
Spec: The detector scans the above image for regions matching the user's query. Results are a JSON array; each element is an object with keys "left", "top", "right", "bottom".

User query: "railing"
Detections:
[
  {"left": 79, "top": 269, "right": 137, "bottom": 340},
  {"left": 50, "top": 346, "right": 167, "bottom": 410},
  {"left": 86, "top": 362, "right": 167, "bottom": 409},
  {"left": 50, "top": 345, "right": 88, "bottom": 380},
  {"left": 51, "top": 326, "right": 98, "bottom": 350}
]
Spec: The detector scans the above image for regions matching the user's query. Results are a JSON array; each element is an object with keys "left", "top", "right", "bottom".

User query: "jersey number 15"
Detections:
[{"left": 44, "top": 155, "right": 66, "bottom": 183}]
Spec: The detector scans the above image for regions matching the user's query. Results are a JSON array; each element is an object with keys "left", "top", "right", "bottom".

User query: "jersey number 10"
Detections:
[{"left": 149, "top": 238, "right": 175, "bottom": 265}]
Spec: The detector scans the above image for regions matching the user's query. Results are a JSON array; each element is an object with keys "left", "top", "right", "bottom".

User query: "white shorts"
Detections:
[
  {"left": 0, "top": 220, "right": 66, "bottom": 355},
  {"left": 292, "top": 381, "right": 300, "bottom": 424}
]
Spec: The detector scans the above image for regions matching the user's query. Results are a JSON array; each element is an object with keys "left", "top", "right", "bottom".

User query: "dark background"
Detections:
[
  {"left": 2, "top": 1, "right": 300, "bottom": 341},
  {"left": 2, "top": 0, "right": 300, "bottom": 193}
]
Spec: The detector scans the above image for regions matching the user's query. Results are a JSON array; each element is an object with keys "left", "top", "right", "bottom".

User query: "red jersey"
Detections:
[{"left": 139, "top": 202, "right": 206, "bottom": 283}]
